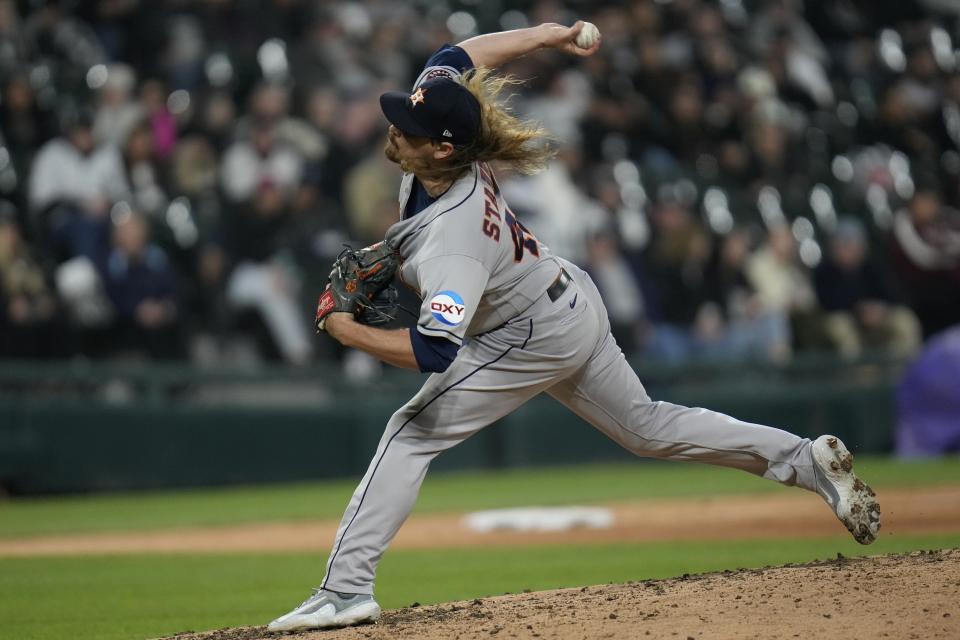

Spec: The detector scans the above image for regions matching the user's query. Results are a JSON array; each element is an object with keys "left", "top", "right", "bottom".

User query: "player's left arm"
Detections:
[
  {"left": 324, "top": 254, "right": 488, "bottom": 371},
  {"left": 457, "top": 21, "right": 600, "bottom": 69},
  {"left": 324, "top": 317, "right": 420, "bottom": 370}
]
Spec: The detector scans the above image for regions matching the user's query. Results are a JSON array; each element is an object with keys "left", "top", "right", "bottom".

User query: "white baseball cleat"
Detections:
[
  {"left": 811, "top": 435, "right": 881, "bottom": 544},
  {"left": 267, "top": 588, "right": 381, "bottom": 632}
]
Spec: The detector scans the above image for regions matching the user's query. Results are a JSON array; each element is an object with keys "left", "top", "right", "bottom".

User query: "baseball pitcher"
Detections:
[{"left": 269, "top": 21, "right": 880, "bottom": 632}]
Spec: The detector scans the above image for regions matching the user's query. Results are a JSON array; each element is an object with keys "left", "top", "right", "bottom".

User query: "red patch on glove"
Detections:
[{"left": 315, "top": 289, "right": 336, "bottom": 320}]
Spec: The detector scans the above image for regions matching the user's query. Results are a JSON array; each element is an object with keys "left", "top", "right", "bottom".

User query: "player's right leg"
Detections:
[
  {"left": 546, "top": 265, "right": 880, "bottom": 545},
  {"left": 269, "top": 308, "right": 597, "bottom": 631}
]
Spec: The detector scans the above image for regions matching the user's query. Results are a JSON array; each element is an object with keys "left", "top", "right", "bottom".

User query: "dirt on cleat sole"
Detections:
[{"left": 812, "top": 435, "right": 881, "bottom": 545}]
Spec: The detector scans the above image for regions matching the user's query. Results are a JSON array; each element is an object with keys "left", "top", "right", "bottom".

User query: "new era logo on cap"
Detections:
[{"left": 380, "top": 77, "right": 481, "bottom": 146}]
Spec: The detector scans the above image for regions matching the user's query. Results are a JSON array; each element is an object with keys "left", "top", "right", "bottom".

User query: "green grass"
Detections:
[
  {"left": 2, "top": 457, "right": 959, "bottom": 538},
  {"left": 1, "top": 457, "right": 958, "bottom": 640},
  {"left": 1, "top": 534, "right": 958, "bottom": 640}
]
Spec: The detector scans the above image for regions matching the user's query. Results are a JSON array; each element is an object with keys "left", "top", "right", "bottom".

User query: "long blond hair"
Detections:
[{"left": 412, "top": 68, "right": 555, "bottom": 182}]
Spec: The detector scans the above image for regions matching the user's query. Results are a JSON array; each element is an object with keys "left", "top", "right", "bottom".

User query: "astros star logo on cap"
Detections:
[{"left": 409, "top": 87, "right": 426, "bottom": 107}]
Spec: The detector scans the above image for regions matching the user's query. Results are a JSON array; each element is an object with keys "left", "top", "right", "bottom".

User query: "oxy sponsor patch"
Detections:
[{"left": 429, "top": 290, "right": 466, "bottom": 326}]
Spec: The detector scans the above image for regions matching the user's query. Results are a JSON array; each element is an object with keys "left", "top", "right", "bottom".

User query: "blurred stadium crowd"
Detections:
[{"left": 1, "top": 0, "right": 960, "bottom": 368}]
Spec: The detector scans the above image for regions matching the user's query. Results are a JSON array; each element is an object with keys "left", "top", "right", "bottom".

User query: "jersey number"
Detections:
[
  {"left": 479, "top": 164, "right": 538, "bottom": 262},
  {"left": 504, "top": 208, "right": 540, "bottom": 262}
]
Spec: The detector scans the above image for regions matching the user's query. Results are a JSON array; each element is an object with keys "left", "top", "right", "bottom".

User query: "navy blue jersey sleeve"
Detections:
[
  {"left": 413, "top": 44, "right": 474, "bottom": 88},
  {"left": 425, "top": 44, "right": 474, "bottom": 72},
  {"left": 410, "top": 329, "right": 460, "bottom": 373}
]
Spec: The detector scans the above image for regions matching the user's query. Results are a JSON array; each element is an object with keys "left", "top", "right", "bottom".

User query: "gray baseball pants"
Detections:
[{"left": 321, "top": 260, "right": 816, "bottom": 594}]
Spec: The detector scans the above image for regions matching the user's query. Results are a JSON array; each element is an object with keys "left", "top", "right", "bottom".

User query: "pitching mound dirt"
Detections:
[{"left": 164, "top": 549, "right": 959, "bottom": 640}]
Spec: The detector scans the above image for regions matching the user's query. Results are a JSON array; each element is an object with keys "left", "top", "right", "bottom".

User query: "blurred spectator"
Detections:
[
  {"left": 241, "top": 83, "right": 329, "bottom": 217},
  {"left": 814, "top": 217, "right": 921, "bottom": 358},
  {"left": 0, "top": 207, "right": 59, "bottom": 357},
  {"left": 315, "top": 89, "right": 390, "bottom": 204},
  {"left": 502, "top": 146, "right": 607, "bottom": 265},
  {"left": 221, "top": 121, "right": 303, "bottom": 204},
  {"left": 525, "top": 70, "right": 593, "bottom": 147},
  {"left": 745, "top": 121, "right": 794, "bottom": 188},
  {"left": 76, "top": 0, "right": 140, "bottom": 62},
  {"left": 159, "top": 13, "right": 206, "bottom": 91},
  {"left": 701, "top": 228, "right": 791, "bottom": 362},
  {"left": 0, "top": 0, "right": 27, "bottom": 78},
  {"left": 195, "top": 91, "right": 237, "bottom": 153},
  {"left": 290, "top": 5, "right": 378, "bottom": 94},
  {"left": 871, "top": 82, "right": 939, "bottom": 163},
  {"left": 28, "top": 106, "right": 128, "bottom": 261},
  {"left": 171, "top": 135, "right": 218, "bottom": 199},
  {"left": 663, "top": 81, "right": 708, "bottom": 164},
  {"left": 302, "top": 85, "right": 350, "bottom": 206},
  {"left": 640, "top": 197, "right": 712, "bottom": 362},
  {"left": 140, "top": 79, "right": 177, "bottom": 158},
  {"left": 343, "top": 148, "right": 400, "bottom": 244},
  {"left": 183, "top": 242, "right": 232, "bottom": 364},
  {"left": 900, "top": 37, "right": 941, "bottom": 118},
  {"left": 92, "top": 63, "right": 142, "bottom": 148},
  {"left": 224, "top": 182, "right": 312, "bottom": 365},
  {"left": 103, "top": 211, "right": 181, "bottom": 359},
  {"left": 121, "top": 120, "right": 168, "bottom": 220},
  {"left": 1, "top": 72, "right": 56, "bottom": 190},
  {"left": 745, "top": 224, "right": 821, "bottom": 349},
  {"left": 237, "top": 83, "right": 326, "bottom": 165},
  {"left": 754, "top": 9, "right": 834, "bottom": 109},
  {"left": 890, "top": 188, "right": 960, "bottom": 338},
  {"left": 646, "top": 197, "right": 711, "bottom": 329},
  {"left": 22, "top": 0, "right": 106, "bottom": 92},
  {"left": 364, "top": 21, "right": 413, "bottom": 88},
  {"left": 54, "top": 252, "right": 113, "bottom": 350},
  {"left": 584, "top": 229, "right": 648, "bottom": 354}
]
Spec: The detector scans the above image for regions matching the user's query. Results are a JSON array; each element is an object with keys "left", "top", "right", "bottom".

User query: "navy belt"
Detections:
[{"left": 546, "top": 268, "right": 572, "bottom": 302}]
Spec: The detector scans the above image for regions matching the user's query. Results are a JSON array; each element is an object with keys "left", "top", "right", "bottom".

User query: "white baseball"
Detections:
[{"left": 575, "top": 22, "right": 600, "bottom": 49}]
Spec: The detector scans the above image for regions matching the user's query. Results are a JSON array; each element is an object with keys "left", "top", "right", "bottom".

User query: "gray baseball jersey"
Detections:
[
  {"left": 390, "top": 162, "right": 560, "bottom": 342},
  {"left": 319, "top": 48, "right": 818, "bottom": 594}
]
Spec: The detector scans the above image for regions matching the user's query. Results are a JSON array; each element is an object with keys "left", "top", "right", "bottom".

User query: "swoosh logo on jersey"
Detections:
[{"left": 569, "top": 294, "right": 578, "bottom": 309}]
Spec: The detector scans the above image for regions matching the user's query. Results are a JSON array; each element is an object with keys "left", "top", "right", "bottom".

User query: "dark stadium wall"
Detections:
[{"left": 0, "top": 377, "right": 895, "bottom": 495}]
